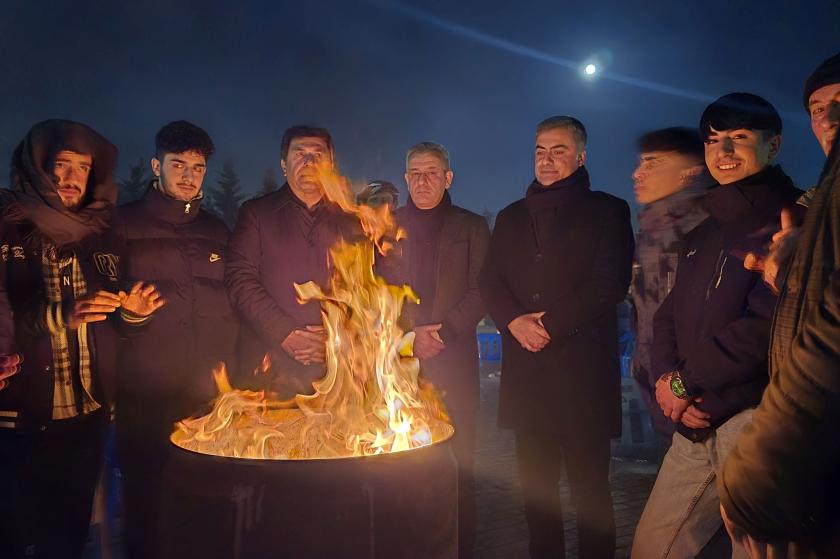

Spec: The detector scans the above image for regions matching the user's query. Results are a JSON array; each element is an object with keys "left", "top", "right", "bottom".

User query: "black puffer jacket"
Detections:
[
  {"left": 113, "top": 184, "right": 238, "bottom": 416},
  {"left": 652, "top": 165, "right": 802, "bottom": 442}
]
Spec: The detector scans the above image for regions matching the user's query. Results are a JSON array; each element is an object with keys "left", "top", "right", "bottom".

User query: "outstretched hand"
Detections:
[
  {"left": 120, "top": 282, "right": 166, "bottom": 318},
  {"left": 744, "top": 208, "right": 798, "bottom": 294},
  {"left": 0, "top": 353, "right": 22, "bottom": 391},
  {"left": 67, "top": 290, "right": 122, "bottom": 329}
]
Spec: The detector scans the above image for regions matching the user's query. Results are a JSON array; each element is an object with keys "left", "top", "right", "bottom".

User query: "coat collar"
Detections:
[{"left": 142, "top": 180, "right": 203, "bottom": 224}]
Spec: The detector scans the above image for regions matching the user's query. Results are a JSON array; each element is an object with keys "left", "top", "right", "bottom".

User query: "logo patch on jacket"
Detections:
[
  {"left": 686, "top": 249, "right": 697, "bottom": 259},
  {"left": 94, "top": 253, "right": 119, "bottom": 280},
  {"left": 209, "top": 253, "right": 221, "bottom": 263}
]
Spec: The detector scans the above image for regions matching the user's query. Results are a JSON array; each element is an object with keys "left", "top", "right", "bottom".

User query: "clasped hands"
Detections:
[
  {"left": 508, "top": 312, "right": 550, "bottom": 352},
  {"left": 655, "top": 372, "right": 710, "bottom": 428}
]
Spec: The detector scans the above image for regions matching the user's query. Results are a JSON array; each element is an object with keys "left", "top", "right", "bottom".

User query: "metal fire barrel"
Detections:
[{"left": 159, "top": 437, "right": 458, "bottom": 559}]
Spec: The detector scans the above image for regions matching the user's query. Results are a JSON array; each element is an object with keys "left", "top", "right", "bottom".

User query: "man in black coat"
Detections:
[
  {"left": 0, "top": 120, "right": 163, "bottom": 559},
  {"left": 479, "top": 116, "right": 634, "bottom": 559},
  {"left": 631, "top": 94, "right": 803, "bottom": 559},
  {"left": 112, "top": 121, "right": 239, "bottom": 559},
  {"left": 377, "top": 142, "right": 489, "bottom": 559},
  {"left": 226, "top": 125, "right": 359, "bottom": 398}
]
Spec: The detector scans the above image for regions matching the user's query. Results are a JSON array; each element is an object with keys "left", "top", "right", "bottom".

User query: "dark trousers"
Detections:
[
  {"left": 514, "top": 428, "right": 615, "bottom": 559},
  {"left": 0, "top": 410, "right": 107, "bottom": 559},
  {"left": 116, "top": 403, "right": 178, "bottom": 559},
  {"left": 450, "top": 407, "right": 478, "bottom": 559}
]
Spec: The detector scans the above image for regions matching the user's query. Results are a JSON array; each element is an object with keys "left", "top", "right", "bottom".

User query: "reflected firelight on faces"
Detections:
[
  {"left": 405, "top": 152, "right": 453, "bottom": 210},
  {"left": 282, "top": 137, "right": 333, "bottom": 208},
  {"left": 703, "top": 127, "right": 780, "bottom": 185},
  {"left": 534, "top": 127, "right": 585, "bottom": 187},
  {"left": 808, "top": 83, "right": 840, "bottom": 156},
  {"left": 52, "top": 150, "right": 92, "bottom": 209},
  {"left": 152, "top": 151, "right": 207, "bottom": 202},
  {"left": 633, "top": 151, "right": 703, "bottom": 205}
]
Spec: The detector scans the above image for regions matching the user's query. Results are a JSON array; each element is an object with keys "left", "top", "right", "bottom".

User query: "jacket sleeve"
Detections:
[
  {"left": 540, "top": 199, "right": 635, "bottom": 337},
  {"left": 225, "top": 201, "right": 298, "bottom": 347},
  {"left": 719, "top": 270, "right": 840, "bottom": 542},
  {"left": 681, "top": 275, "right": 776, "bottom": 392},
  {"left": 478, "top": 210, "right": 528, "bottom": 330},
  {"left": 0, "top": 223, "right": 14, "bottom": 354},
  {"left": 651, "top": 287, "right": 680, "bottom": 379},
  {"left": 439, "top": 217, "right": 490, "bottom": 343}
]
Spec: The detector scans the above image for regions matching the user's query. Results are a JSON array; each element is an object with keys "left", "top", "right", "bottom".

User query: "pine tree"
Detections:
[
  {"left": 256, "top": 168, "right": 280, "bottom": 197},
  {"left": 118, "top": 157, "right": 150, "bottom": 205},
  {"left": 208, "top": 159, "right": 245, "bottom": 228}
]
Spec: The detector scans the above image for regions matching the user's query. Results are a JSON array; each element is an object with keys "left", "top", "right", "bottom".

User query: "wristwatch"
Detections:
[{"left": 669, "top": 371, "right": 689, "bottom": 400}]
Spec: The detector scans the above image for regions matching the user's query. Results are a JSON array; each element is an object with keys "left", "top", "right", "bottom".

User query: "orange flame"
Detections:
[{"left": 171, "top": 164, "right": 452, "bottom": 459}]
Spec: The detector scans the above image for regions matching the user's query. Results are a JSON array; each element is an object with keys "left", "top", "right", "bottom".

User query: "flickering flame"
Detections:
[{"left": 171, "top": 163, "right": 452, "bottom": 459}]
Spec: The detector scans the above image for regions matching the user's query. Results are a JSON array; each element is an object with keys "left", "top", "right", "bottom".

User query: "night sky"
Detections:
[{"left": 1, "top": 0, "right": 837, "bottom": 219}]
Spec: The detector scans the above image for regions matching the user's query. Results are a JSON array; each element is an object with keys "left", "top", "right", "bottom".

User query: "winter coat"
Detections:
[
  {"left": 719, "top": 142, "right": 840, "bottom": 558},
  {"left": 0, "top": 219, "right": 125, "bottom": 428},
  {"left": 651, "top": 165, "right": 802, "bottom": 442},
  {"left": 225, "top": 184, "right": 361, "bottom": 398},
  {"left": 112, "top": 184, "right": 238, "bottom": 418},
  {"left": 479, "top": 168, "right": 634, "bottom": 439},
  {"left": 631, "top": 176, "right": 711, "bottom": 435},
  {"left": 377, "top": 194, "right": 490, "bottom": 411}
]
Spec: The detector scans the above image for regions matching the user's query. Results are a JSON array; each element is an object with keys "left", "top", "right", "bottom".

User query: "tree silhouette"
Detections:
[
  {"left": 208, "top": 158, "right": 245, "bottom": 228},
  {"left": 118, "top": 157, "right": 150, "bottom": 205},
  {"left": 256, "top": 168, "right": 280, "bottom": 197}
]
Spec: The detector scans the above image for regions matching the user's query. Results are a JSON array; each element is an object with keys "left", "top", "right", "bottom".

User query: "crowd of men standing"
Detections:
[{"left": 0, "top": 50, "right": 837, "bottom": 559}]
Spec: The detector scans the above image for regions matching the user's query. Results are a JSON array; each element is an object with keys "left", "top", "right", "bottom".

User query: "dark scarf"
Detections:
[
  {"left": 2, "top": 120, "right": 117, "bottom": 247},
  {"left": 146, "top": 179, "right": 204, "bottom": 224},
  {"left": 525, "top": 166, "right": 591, "bottom": 214},
  {"left": 405, "top": 191, "right": 451, "bottom": 322}
]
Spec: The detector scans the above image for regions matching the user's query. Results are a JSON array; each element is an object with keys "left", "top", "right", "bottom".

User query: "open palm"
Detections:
[{"left": 121, "top": 281, "right": 166, "bottom": 317}]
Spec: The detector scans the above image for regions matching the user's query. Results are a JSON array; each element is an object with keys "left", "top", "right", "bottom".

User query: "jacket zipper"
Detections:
[{"left": 705, "top": 249, "right": 727, "bottom": 301}]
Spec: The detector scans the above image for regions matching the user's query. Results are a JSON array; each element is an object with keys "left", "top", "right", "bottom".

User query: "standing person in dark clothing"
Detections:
[
  {"left": 479, "top": 116, "right": 634, "bottom": 559},
  {"left": 719, "top": 52, "right": 840, "bottom": 559},
  {"left": 377, "top": 142, "right": 489, "bottom": 559},
  {"left": 631, "top": 93, "right": 803, "bottom": 559},
  {"left": 630, "top": 127, "right": 712, "bottom": 465},
  {"left": 0, "top": 120, "right": 163, "bottom": 559},
  {"left": 226, "top": 125, "right": 359, "bottom": 398},
  {"left": 112, "top": 121, "right": 238, "bottom": 559}
]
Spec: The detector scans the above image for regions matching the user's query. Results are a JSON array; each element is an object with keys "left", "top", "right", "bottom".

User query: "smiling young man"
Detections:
[
  {"left": 111, "top": 121, "right": 238, "bottom": 559},
  {"left": 630, "top": 94, "right": 802, "bottom": 559},
  {"left": 226, "top": 125, "right": 360, "bottom": 398},
  {"left": 377, "top": 142, "right": 489, "bottom": 559},
  {"left": 0, "top": 120, "right": 164, "bottom": 559},
  {"left": 630, "top": 127, "right": 713, "bottom": 465},
  {"left": 480, "top": 116, "right": 634, "bottom": 558}
]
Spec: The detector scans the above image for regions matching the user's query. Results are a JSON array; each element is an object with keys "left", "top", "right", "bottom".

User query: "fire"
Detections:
[{"left": 171, "top": 164, "right": 452, "bottom": 459}]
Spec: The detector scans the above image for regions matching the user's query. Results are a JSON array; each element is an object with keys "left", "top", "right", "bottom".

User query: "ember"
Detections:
[{"left": 171, "top": 164, "right": 453, "bottom": 459}]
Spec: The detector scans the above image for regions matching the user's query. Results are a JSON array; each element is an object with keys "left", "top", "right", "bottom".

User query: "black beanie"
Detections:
[{"left": 803, "top": 52, "right": 840, "bottom": 111}]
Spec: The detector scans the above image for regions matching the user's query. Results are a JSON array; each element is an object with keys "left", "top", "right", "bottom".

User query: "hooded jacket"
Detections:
[
  {"left": 0, "top": 120, "right": 124, "bottom": 428},
  {"left": 651, "top": 165, "right": 802, "bottom": 442}
]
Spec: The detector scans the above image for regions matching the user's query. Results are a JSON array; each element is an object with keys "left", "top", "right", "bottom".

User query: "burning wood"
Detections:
[{"left": 171, "top": 164, "right": 452, "bottom": 459}]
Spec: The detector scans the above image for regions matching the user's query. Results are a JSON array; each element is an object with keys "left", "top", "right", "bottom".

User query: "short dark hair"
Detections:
[
  {"left": 699, "top": 93, "right": 782, "bottom": 140},
  {"left": 536, "top": 115, "right": 587, "bottom": 150},
  {"left": 280, "top": 125, "right": 333, "bottom": 160},
  {"left": 155, "top": 121, "right": 215, "bottom": 160},
  {"left": 636, "top": 127, "right": 704, "bottom": 160}
]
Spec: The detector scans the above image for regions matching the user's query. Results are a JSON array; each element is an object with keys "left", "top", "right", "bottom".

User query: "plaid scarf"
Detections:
[{"left": 42, "top": 240, "right": 101, "bottom": 419}]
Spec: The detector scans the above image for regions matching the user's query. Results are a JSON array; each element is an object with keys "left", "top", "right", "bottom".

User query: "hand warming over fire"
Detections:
[
  {"left": 119, "top": 281, "right": 166, "bottom": 318},
  {"left": 67, "top": 289, "right": 122, "bottom": 329},
  {"left": 654, "top": 373, "right": 692, "bottom": 422},
  {"left": 0, "top": 353, "right": 22, "bottom": 390},
  {"left": 508, "top": 312, "right": 550, "bottom": 352},
  {"left": 413, "top": 323, "right": 445, "bottom": 359},
  {"left": 744, "top": 208, "right": 799, "bottom": 295},
  {"left": 281, "top": 325, "right": 326, "bottom": 366}
]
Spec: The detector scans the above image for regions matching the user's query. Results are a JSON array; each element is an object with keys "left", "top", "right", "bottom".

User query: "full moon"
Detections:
[{"left": 584, "top": 63, "right": 597, "bottom": 75}]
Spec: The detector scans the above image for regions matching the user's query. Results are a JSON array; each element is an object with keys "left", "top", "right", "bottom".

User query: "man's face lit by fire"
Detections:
[
  {"left": 534, "top": 127, "right": 586, "bottom": 187},
  {"left": 704, "top": 127, "right": 780, "bottom": 185},
  {"left": 282, "top": 136, "right": 333, "bottom": 208},
  {"left": 52, "top": 150, "right": 92, "bottom": 210},
  {"left": 151, "top": 150, "right": 207, "bottom": 202},
  {"left": 808, "top": 83, "right": 840, "bottom": 156},
  {"left": 405, "top": 152, "right": 453, "bottom": 210},
  {"left": 633, "top": 151, "right": 702, "bottom": 205}
]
